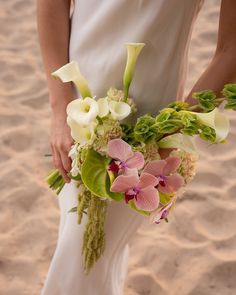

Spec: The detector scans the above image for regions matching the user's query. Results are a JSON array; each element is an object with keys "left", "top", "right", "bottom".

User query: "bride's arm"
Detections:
[
  {"left": 37, "top": 0, "right": 73, "bottom": 182},
  {"left": 186, "top": 0, "right": 236, "bottom": 105}
]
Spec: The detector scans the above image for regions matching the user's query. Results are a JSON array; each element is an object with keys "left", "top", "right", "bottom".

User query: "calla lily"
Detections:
[
  {"left": 97, "top": 97, "right": 109, "bottom": 118},
  {"left": 189, "top": 108, "right": 229, "bottom": 143},
  {"left": 67, "top": 97, "right": 99, "bottom": 126},
  {"left": 111, "top": 172, "right": 159, "bottom": 211},
  {"left": 52, "top": 61, "right": 92, "bottom": 98},
  {"left": 123, "top": 43, "right": 145, "bottom": 101},
  {"left": 108, "top": 100, "right": 131, "bottom": 120},
  {"left": 67, "top": 117, "right": 97, "bottom": 145},
  {"left": 158, "top": 133, "right": 198, "bottom": 155}
]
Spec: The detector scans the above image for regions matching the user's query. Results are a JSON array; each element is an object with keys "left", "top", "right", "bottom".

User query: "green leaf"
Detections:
[
  {"left": 81, "top": 149, "right": 124, "bottom": 201},
  {"left": 159, "top": 192, "right": 173, "bottom": 205},
  {"left": 68, "top": 207, "right": 77, "bottom": 213},
  {"left": 69, "top": 173, "right": 82, "bottom": 181}
]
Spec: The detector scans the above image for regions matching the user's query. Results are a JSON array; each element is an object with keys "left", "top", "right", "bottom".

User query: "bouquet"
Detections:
[{"left": 46, "top": 43, "right": 236, "bottom": 274}]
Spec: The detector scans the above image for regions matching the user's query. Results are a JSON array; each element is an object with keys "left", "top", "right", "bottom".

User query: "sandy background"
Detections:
[{"left": 0, "top": 0, "right": 236, "bottom": 294}]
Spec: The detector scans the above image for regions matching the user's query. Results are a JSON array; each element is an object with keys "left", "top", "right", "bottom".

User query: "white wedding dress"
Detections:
[{"left": 41, "top": 0, "right": 204, "bottom": 294}]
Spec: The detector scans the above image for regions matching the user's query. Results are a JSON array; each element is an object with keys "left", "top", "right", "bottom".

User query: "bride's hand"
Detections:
[{"left": 50, "top": 109, "right": 73, "bottom": 183}]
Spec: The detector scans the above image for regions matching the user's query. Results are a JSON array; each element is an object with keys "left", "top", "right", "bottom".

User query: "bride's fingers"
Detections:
[
  {"left": 53, "top": 145, "right": 70, "bottom": 183},
  {"left": 59, "top": 140, "right": 73, "bottom": 172},
  {"left": 51, "top": 143, "right": 59, "bottom": 170},
  {"left": 60, "top": 150, "right": 72, "bottom": 178}
]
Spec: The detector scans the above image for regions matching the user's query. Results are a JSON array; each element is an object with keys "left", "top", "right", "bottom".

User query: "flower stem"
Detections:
[{"left": 46, "top": 169, "right": 65, "bottom": 195}]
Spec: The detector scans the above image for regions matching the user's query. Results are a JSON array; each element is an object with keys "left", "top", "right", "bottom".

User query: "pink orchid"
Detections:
[
  {"left": 143, "top": 157, "right": 184, "bottom": 194},
  {"left": 107, "top": 139, "right": 144, "bottom": 175},
  {"left": 150, "top": 198, "right": 175, "bottom": 224},
  {"left": 110, "top": 172, "right": 159, "bottom": 211}
]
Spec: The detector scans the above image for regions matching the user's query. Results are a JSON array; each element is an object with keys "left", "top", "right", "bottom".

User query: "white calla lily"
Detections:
[
  {"left": 97, "top": 97, "right": 109, "bottom": 118},
  {"left": 52, "top": 61, "right": 92, "bottom": 98},
  {"left": 158, "top": 133, "right": 198, "bottom": 155},
  {"left": 108, "top": 100, "right": 131, "bottom": 120},
  {"left": 190, "top": 108, "right": 229, "bottom": 142},
  {"left": 67, "top": 117, "right": 97, "bottom": 145},
  {"left": 67, "top": 97, "right": 99, "bottom": 126},
  {"left": 123, "top": 43, "right": 145, "bottom": 100}
]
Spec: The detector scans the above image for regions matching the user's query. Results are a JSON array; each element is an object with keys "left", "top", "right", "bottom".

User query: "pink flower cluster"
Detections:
[{"left": 107, "top": 139, "right": 184, "bottom": 223}]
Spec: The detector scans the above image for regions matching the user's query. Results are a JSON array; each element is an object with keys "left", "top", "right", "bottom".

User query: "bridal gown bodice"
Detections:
[
  {"left": 42, "top": 1, "right": 204, "bottom": 295},
  {"left": 69, "top": 0, "right": 204, "bottom": 115}
]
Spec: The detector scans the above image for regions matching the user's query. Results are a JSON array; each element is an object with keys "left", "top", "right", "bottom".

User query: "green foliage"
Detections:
[
  {"left": 223, "top": 83, "right": 236, "bottom": 110},
  {"left": 121, "top": 123, "right": 137, "bottom": 145},
  {"left": 167, "top": 101, "right": 189, "bottom": 111},
  {"left": 69, "top": 173, "right": 82, "bottom": 181},
  {"left": 199, "top": 126, "right": 216, "bottom": 142},
  {"left": 68, "top": 187, "right": 107, "bottom": 274},
  {"left": 156, "top": 120, "right": 181, "bottom": 134},
  {"left": 192, "top": 90, "right": 218, "bottom": 112},
  {"left": 82, "top": 193, "right": 107, "bottom": 274},
  {"left": 81, "top": 149, "right": 124, "bottom": 201},
  {"left": 178, "top": 111, "right": 200, "bottom": 136},
  {"left": 155, "top": 108, "right": 183, "bottom": 137},
  {"left": 77, "top": 187, "right": 91, "bottom": 224},
  {"left": 156, "top": 108, "right": 175, "bottom": 122},
  {"left": 134, "top": 114, "right": 158, "bottom": 143}
]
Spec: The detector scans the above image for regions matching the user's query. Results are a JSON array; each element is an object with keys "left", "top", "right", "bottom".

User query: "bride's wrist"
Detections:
[
  {"left": 50, "top": 96, "right": 72, "bottom": 114},
  {"left": 48, "top": 79, "right": 75, "bottom": 111}
]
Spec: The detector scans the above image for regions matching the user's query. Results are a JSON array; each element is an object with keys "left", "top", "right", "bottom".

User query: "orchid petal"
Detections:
[
  {"left": 107, "top": 139, "right": 133, "bottom": 162},
  {"left": 123, "top": 43, "right": 145, "bottom": 100},
  {"left": 134, "top": 187, "right": 159, "bottom": 211},
  {"left": 139, "top": 172, "right": 159, "bottom": 188},
  {"left": 122, "top": 168, "right": 139, "bottom": 177},
  {"left": 126, "top": 152, "right": 145, "bottom": 169},
  {"left": 67, "top": 97, "right": 99, "bottom": 126},
  {"left": 143, "top": 160, "right": 166, "bottom": 177},
  {"left": 150, "top": 198, "right": 174, "bottom": 224},
  {"left": 163, "top": 157, "right": 181, "bottom": 175},
  {"left": 51, "top": 61, "right": 92, "bottom": 98},
  {"left": 67, "top": 117, "right": 96, "bottom": 145},
  {"left": 158, "top": 174, "right": 184, "bottom": 194},
  {"left": 109, "top": 100, "right": 131, "bottom": 121},
  {"left": 97, "top": 97, "right": 109, "bottom": 118},
  {"left": 190, "top": 108, "right": 230, "bottom": 143},
  {"left": 110, "top": 174, "right": 139, "bottom": 193},
  {"left": 158, "top": 133, "right": 198, "bottom": 155}
]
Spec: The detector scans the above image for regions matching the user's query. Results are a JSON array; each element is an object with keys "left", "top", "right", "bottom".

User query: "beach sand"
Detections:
[{"left": 1, "top": 0, "right": 235, "bottom": 294}]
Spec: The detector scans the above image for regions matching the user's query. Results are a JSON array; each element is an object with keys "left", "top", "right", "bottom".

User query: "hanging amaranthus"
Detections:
[{"left": 76, "top": 186, "right": 108, "bottom": 274}]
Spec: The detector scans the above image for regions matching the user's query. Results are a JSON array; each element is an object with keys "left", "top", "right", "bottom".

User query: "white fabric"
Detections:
[{"left": 42, "top": 1, "right": 203, "bottom": 294}]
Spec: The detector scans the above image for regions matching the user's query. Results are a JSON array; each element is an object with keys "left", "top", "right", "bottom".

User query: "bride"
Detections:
[{"left": 37, "top": 0, "right": 236, "bottom": 294}]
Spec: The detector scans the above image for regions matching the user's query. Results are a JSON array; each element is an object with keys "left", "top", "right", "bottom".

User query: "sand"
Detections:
[{"left": 0, "top": 0, "right": 235, "bottom": 294}]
